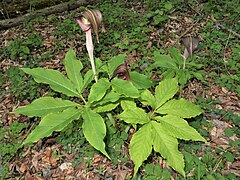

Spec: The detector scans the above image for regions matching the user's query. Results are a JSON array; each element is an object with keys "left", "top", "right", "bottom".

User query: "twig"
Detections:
[
  {"left": 223, "top": 32, "right": 231, "bottom": 64},
  {"left": 179, "top": 23, "right": 196, "bottom": 39},
  {"left": 21, "top": 121, "right": 36, "bottom": 143},
  {"left": 210, "top": 15, "right": 240, "bottom": 38},
  {"left": 211, "top": 157, "right": 223, "bottom": 175},
  {"left": 216, "top": 23, "right": 240, "bottom": 39}
]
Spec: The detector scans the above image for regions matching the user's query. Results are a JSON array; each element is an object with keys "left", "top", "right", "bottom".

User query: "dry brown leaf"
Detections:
[
  {"left": 19, "top": 162, "right": 29, "bottom": 173},
  {"left": 32, "top": 152, "right": 42, "bottom": 170},
  {"left": 114, "top": 170, "right": 128, "bottom": 180},
  {"left": 25, "top": 171, "right": 35, "bottom": 180}
]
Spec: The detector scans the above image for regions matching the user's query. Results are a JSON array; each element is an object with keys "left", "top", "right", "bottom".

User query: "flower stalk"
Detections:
[{"left": 77, "top": 10, "right": 103, "bottom": 82}]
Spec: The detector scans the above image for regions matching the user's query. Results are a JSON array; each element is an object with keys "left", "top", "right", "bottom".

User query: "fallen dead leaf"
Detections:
[
  {"left": 19, "top": 162, "right": 29, "bottom": 173},
  {"left": 114, "top": 169, "right": 128, "bottom": 180},
  {"left": 25, "top": 171, "right": 35, "bottom": 180},
  {"left": 59, "top": 162, "right": 72, "bottom": 171}
]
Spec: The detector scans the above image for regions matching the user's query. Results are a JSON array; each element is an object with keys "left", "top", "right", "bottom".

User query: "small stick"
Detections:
[
  {"left": 216, "top": 23, "right": 240, "bottom": 39},
  {"left": 210, "top": 16, "right": 240, "bottom": 38}
]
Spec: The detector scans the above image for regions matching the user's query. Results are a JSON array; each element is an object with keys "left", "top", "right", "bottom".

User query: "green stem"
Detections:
[
  {"left": 80, "top": 94, "right": 87, "bottom": 105},
  {"left": 149, "top": 109, "right": 157, "bottom": 119}
]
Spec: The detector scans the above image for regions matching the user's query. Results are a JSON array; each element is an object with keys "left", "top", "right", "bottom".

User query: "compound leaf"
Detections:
[
  {"left": 167, "top": 47, "right": 184, "bottom": 66},
  {"left": 82, "top": 109, "right": 110, "bottom": 159},
  {"left": 157, "top": 98, "right": 203, "bottom": 118},
  {"left": 13, "top": 97, "right": 79, "bottom": 117},
  {"left": 23, "top": 108, "right": 81, "bottom": 144},
  {"left": 22, "top": 68, "right": 79, "bottom": 97},
  {"left": 153, "top": 51, "right": 178, "bottom": 69},
  {"left": 176, "top": 70, "right": 191, "bottom": 87},
  {"left": 95, "top": 90, "right": 120, "bottom": 105}
]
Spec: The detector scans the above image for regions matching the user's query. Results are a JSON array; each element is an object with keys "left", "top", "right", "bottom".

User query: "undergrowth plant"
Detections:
[
  {"left": 0, "top": 121, "right": 27, "bottom": 178},
  {"left": 152, "top": 47, "right": 206, "bottom": 87},
  {"left": 13, "top": 48, "right": 206, "bottom": 177},
  {"left": 6, "top": 67, "right": 42, "bottom": 101},
  {"left": 1, "top": 32, "right": 42, "bottom": 61}
]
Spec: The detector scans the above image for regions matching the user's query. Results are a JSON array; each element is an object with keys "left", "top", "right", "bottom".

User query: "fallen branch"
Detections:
[{"left": 0, "top": 0, "right": 99, "bottom": 30}]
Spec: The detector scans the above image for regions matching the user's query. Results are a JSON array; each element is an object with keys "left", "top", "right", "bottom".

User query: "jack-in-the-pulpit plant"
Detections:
[
  {"left": 152, "top": 47, "right": 205, "bottom": 87},
  {"left": 77, "top": 10, "right": 103, "bottom": 82},
  {"left": 118, "top": 77, "right": 206, "bottom": 177},
  {"left": 13, "top": 48, "right": 205, "bottom": 177}
]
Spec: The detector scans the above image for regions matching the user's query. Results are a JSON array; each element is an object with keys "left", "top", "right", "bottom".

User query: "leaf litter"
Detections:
[{"left": 0, "top": 1, "right": 239, "bottom": 179}]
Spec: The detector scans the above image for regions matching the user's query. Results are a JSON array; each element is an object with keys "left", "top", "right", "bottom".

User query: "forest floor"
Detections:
[{"left": 0, "top": 0, "right": 239, "bottom": 179}]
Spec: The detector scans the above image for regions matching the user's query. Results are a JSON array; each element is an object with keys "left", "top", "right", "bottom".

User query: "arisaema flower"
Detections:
[
  {"left": 77, "top": 10, "right": 102, "bottom": 82},
  {"left": 181, "top": 36, "right": 199, "bottom": 69}
]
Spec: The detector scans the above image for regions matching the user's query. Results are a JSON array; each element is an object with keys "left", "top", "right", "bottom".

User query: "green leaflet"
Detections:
[
  {"left": 192, "top": 72, "right": 206, "bottom": 82},
  {"left": 81, "top": 109, "right": 110, "bottom": 159},
  {"left": 156, "top": 98, "right": 203, "bottom": 118},
  {"left": 23, "top": 108, "right": 81, "bottom": 144},
  {"left": 64, "top": 48, "right": 83, "bottom": 93},
  {"left": 88, "top": 78, "right": 111, "bottom": 104},
  {"left": 155, "top": 78, "right": 178, "bottom": 109},
  {"left": 95, "top": 90, "right": 120, "bottom": 105},
  {"left": 130, "top": 72, "right": 153, "bottom": 89},
  {"left": 140, "top": 89, "right": 156, "bottom": 108},
  {"left": 120, "top": 100, "right": 137, "bottom": 110},
  {"left": 93, "top": 102, "right": 119, "bottom": 113},
  {"left": 111, "top": 78, "right": 139, "bottom": 98},
  {"left": 155, "top": 115, "right": 206, "bottom": 142},
  {"left": 176, "top": 69, "right": 191, "bottom": 87},
  {"left": 167, "top": 47, "right": 184, "bottom": 66},
  {"left": 108, "top": 54, "right": 126, "bottom": 75},
  {"left": 152, "top": 51, "right": 178, "bottom": 69},
  {"left": 163, "top": 69, "right": 176, "bottom": 79},
  {"left": 13, "top": 97, "right": 79, "bottom": 117},
  {"left": 96, "top": 58, "right": 108, "bottom": 73},
  {"left": 151, "top": 121, "right": 185, "bottom": 177},
  {"left": 22, "top": 68, "right": 79, "bottom": 97},
  {"left": 118, "top": 107, "right": 150, "bottom": 124},
  {"left": 80, "top": 69, "right": 94, "bottom": 91},
  {"left": 130, "top": 123, "right": 153, "bottom": 176}
]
